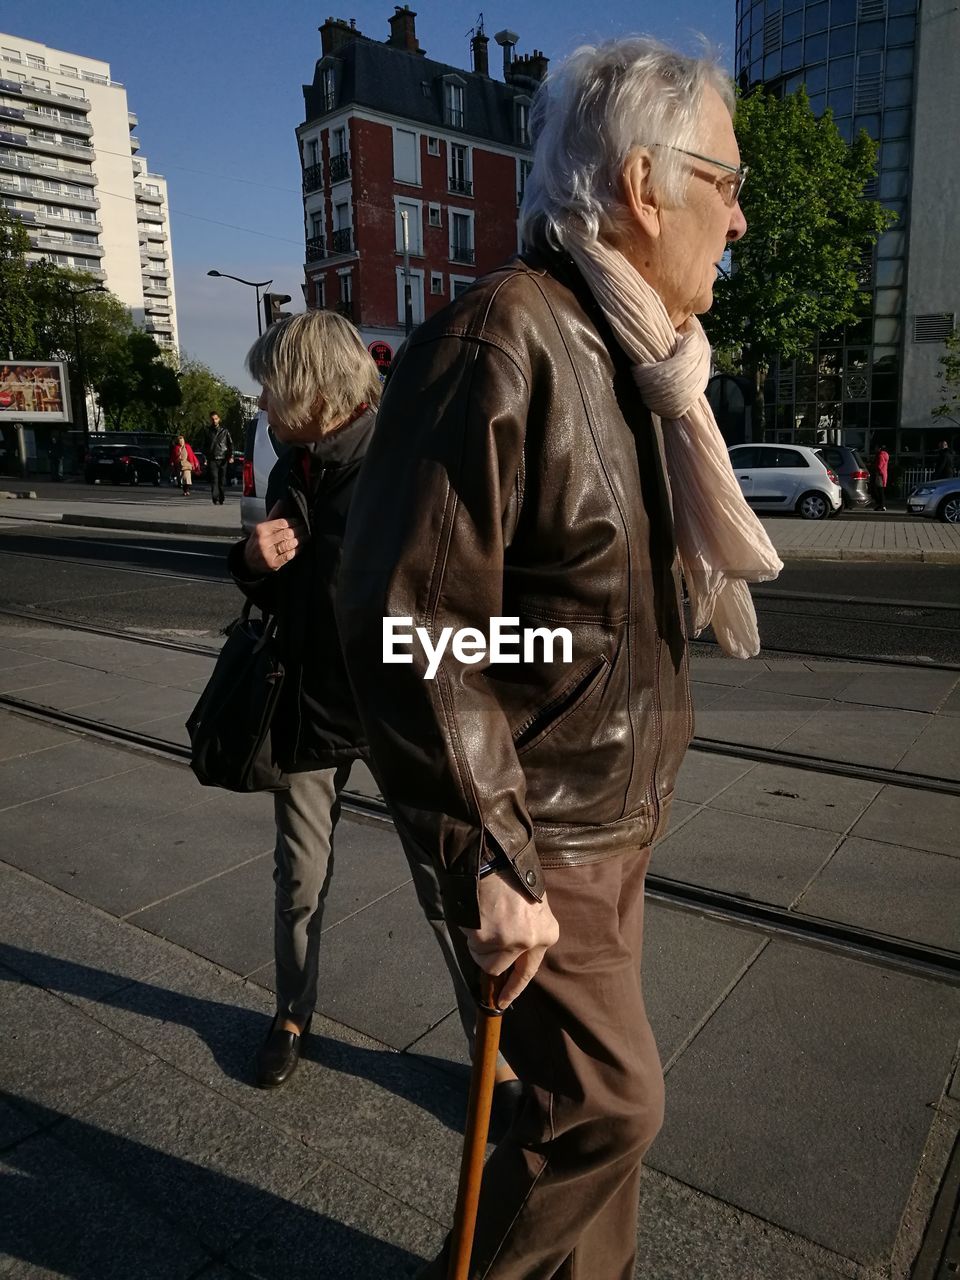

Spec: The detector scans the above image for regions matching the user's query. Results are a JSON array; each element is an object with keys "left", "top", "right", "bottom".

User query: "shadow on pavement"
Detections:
[
  {"left": 0, "top": 944, "right": 468, "bottom": 1136},
  {"left": 0, "top": 1094, "right": 430, "bottom": 1280}
]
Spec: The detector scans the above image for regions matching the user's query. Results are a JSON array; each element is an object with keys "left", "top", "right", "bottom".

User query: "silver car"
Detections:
[
  {"left": 728, "top": 442, "right": 843, "bottom": 520},
  {"left": 240, "top": 406, "right": 283, "bottom": 533},
  {"left": 906, "top": 477, "right": 960, "bottom": 523}
]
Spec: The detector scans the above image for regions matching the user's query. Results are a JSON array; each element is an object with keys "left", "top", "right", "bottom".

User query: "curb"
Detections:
[
  {"left": 779, "top": 547, "right": 960, "bottom": 563},
  {"left": 60, "top": 513, "right": 239, "bottom": 538}
]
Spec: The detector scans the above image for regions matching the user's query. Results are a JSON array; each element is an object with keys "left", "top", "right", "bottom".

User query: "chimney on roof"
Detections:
[
  {"left": 507, "top": 48, "right": 550, "bottom": 85},
  {"left": 493, "top": 29, "right": 519, "bottom": 81},
  {"left": 387, "top": 5, "right": 423, "bottom": 54},
  {"left": 319, "top": 16, "right": 362, "bottom": 56},
  {"left": 471, "top": 30, "right": 490, "bottom": 77}
]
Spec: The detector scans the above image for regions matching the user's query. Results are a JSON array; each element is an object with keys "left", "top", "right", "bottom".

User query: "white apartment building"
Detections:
[{"left": 0, "top": 34, "right": 178, "bottom": 352}]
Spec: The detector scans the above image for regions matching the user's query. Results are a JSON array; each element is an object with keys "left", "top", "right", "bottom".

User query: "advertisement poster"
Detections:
[{"left": 0, "top": 361, "right": 71, "bottom": 423}]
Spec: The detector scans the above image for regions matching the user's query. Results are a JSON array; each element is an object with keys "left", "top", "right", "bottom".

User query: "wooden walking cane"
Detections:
[{"left": 448, "top": 973, "right": 503, "bottom": 1280}]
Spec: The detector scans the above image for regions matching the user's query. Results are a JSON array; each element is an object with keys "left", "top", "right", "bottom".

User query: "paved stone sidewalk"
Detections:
[
  {"left": 1, "top": 617, "right": 959, "bottom": 1276},
  {"left": 3, "top": 486, "right": 960, "bottom": 560}
]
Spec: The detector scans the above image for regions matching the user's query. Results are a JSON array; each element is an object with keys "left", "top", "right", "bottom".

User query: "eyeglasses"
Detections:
[{"left": 654, "top": 144, "right": 749, "bottom": 207}]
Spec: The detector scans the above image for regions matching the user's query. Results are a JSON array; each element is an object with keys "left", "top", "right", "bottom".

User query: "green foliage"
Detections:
[
  {"left": 933, "top": 327, "right": 960, "bottom": 428},
  {"left": 0, "top": 208, "right": 41, "bottom": 357},
  {"left": 706, "top": 87, "right": 895, "bottom": 386},
  {"left": 170, "top": 356, "right": 244, "bottom": 449},
  {"left": 97, "top": 330, "right": 181, "bottom": 429}
]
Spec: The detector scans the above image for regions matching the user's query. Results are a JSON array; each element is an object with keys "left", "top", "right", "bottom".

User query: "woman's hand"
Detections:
[{"left": 243, "top": 500, "right": 308, "bottom": 575}]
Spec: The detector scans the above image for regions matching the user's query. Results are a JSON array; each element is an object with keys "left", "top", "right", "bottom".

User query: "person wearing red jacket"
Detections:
[
  {"left": 872, "top": 444, "right": 890, "bottom": 511},
  {"left": 170, "top": 434, "right": 199, "bottom": 495}
]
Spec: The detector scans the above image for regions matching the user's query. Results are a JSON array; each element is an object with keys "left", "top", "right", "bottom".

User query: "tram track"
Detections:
[
  {"left": 1, "top": 691, "right": 957, "bottom": 986},
  {"left": 2, "top": 606, "right": 959, "bottom": 794}
]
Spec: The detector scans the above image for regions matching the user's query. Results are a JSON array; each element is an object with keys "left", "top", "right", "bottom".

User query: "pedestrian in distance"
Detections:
[
  {"left": 872, "top": 443, "right": 890, "bottom": 510},
  {"left": 170, "top": 433, "right": 199, "bottom": 495},
  {"left": 231, "top": 311, "right": 510, "bottom": 1093},
  {"left": 933, "top": 439, "right": 956, "bottom": 480},
  {"left": 207, "top": 411, "right": 233, "bottom": 505},
  {"left": 338, "top": 36, "right": 781, "bottom": 1280},
  {"left": 48, "top": 432, "right": 63, "bottom": 482}
]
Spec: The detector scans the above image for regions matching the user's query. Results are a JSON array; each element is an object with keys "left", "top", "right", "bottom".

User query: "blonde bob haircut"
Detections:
[{"left": 246, "top": 310, "right": 381, "bottom": 433}]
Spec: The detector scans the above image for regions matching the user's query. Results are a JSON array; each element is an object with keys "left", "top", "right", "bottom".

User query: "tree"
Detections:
[
  {"left": 705, "top": 86, "right": 895, "bottom": 432},
  {"left": 0, "top": 208, "right": 40, "bottom": 357},
  {"left": 96, "top": 330, "right": 181, "bottom": 429},
  {"left": 170, "top": 356, "right": 244, "bottom": 448},
  {"left": 933, "top": 327, "right": 960, "bottom": 430}
]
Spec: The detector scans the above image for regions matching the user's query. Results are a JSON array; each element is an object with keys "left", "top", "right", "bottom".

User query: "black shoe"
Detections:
[
  {"left": 489, "top": 1078, "right": 525, "bottom": 1143},
  {"left": 255, "top": 1014, "right": 311, "bottom": 1089}
]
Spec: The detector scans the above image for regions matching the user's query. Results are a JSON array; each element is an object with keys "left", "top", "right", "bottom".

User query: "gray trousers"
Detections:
[{"left": 273, "top": 765, "right": 479, "bottom": 1046}]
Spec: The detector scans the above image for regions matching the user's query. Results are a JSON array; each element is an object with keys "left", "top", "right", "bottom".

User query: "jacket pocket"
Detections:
[{"left": 513, "top": 655, "right": 608, "bottom": 757}]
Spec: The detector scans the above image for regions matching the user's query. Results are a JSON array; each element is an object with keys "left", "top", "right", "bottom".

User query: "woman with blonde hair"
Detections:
[{"left": 230, "top": 311, "right": 496, "bottom": 1095}]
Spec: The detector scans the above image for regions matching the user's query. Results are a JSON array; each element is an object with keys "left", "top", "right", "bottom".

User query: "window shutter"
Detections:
[{"left": 913, "top": 314, "right": 956, "bottom": 343}]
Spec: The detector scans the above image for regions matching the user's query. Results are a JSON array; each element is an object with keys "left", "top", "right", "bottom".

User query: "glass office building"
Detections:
[{"left": 734, "top": 0, "right": 959, "bottom": 458}]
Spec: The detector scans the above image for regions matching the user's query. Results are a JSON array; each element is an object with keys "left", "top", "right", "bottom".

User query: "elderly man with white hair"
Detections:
[{"left": 339, "top": 36, "right": 781, "bottom": 1279}]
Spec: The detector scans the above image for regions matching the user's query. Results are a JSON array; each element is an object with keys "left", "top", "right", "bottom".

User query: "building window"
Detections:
[
  {"left": 395, "top": 199, "right": 422, "bottom": 255},
  {"left": 339, "top": 271, "right": 352, "bottom": 303},
  {"left": 428, "top": 203, "right": 442, "bottom": 227},
  {"left": 450, "top": 211, "right": 474, "bottom": 264},
  {"left": 393, "top": 127, "right": 419, "bottom": 185},
  {"left": 518, "top": 158, "right": 533, "bottom": 205},
  {"left": 426, "top": 135, "right": 440, "bottom": 156},
  {"left": 26, "top": 54, "right": 45, "bottom": 69},
  {"left": 332, "top": 202, "right": 352, "bottom": 254},
  {"left": 444, "top": 81, "right": 464, "bottom": 129},
  {"left": 516, "top": 99, "right": 531, "bottom": 146},
  {"left": 321, "top": 65, "right": 336, "bottom": 112},
  {"left": 330, "top": 126, "right": 349, "bottom": 182},
  {"left": 449, "top": 144, "right": 472, "bottom": 196},
  {"left": 1, "top": 48, "right": 22, "bottom": 63},
  {"left": 308, "top": 138, "right": 320, "bottom": 167},
  {"left": 431, "top": 272, "right": 444, "bottom": 294},
  {"left": 451, "top": 276, "right": 474, "bottom": 299},
  {"left": 60, "top": 64, "right": 78, "bottom": 77},
  {"left": 314, "top": 276, "right": 325, "bottom": 308},
  {"left": 396, "top": 268, "right": 425, "bottom": 325}
]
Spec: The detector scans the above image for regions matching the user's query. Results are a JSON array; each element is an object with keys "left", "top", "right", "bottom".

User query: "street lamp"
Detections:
[
  {"left": 207, "top": 269, "right": 273, "bottom": 337},
  {"left": 62, "top": 282, "right": 107, "bottom": 449}
]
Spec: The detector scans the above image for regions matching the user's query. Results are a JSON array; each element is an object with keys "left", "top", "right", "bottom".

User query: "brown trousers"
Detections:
[{"left": 423, "top": 848, "right": 663, "bottom": 1280}]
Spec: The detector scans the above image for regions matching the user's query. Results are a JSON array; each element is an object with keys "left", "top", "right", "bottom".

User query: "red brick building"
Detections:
[{"left": 297, "top": 7, "right": 544, "bottom": 363}]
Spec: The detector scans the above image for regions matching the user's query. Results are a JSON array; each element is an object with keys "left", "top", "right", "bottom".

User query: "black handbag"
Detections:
[{"left": 186, "top": 602, "right": 289, "bottom": 792}]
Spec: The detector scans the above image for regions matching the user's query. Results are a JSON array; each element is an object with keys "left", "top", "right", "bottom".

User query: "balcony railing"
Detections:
[
  {"left": 305, "top": 234, "right": 326, "bottom": 262},
  {"left": 329, "top": 152, "right": 349, "bottom": 182},
  {"left": 303, "top": 162, "right": 323, "bottom": 193},
  {"left": 451, "top": 244, "right": 475, "bottom": 265},
  {"left": 448, "top": 176, "right": 473, "bottom": 197},
  {"left": 331, "top": 227, "right": 353, "bottom": 255},
  {"left": 30, "top": 231, "right": 104, "bottom": 255},
  {"left": 28, "top": 131, "right": 94, "bottom": 155}
]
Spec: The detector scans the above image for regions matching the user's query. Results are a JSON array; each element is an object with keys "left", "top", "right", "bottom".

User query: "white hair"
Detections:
[
  {"left": 519, "top": 37, "right": 735, "bottom": 254},
  {"left": 246, "top": 310, "right": 381, "bottom": 433}
]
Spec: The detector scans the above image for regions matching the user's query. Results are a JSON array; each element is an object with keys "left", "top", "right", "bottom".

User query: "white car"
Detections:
[
  {"left": 906, "top": 477, "right": 960, "bottom": 524},
  {"left": 240, "top": 406, "right": 283, "bottom": 533},
  {"left": 728, "top": 443, "right": 843, "bottom": 520}
]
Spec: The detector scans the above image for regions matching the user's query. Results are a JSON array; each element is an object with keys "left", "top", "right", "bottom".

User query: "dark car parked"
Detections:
[
  {"left": 817, "top": 445, "right": 871, "bottom": 508},
  {"left": 84, "top": 445, "right": 162, "bottom": 487}
]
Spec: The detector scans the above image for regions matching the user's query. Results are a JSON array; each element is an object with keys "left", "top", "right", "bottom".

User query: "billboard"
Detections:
[{"left": 0, "top": 361, "right": 71, "bottom": 423}]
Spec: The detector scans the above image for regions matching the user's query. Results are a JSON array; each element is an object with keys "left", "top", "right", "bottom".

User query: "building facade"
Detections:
[
  {"left": 297, "top": 7, "right": 539, "bottom": 360},
  {"left": 735, "top": 0, "right": 959, "bottom": 457},
  {"left": 0, "top": 34, "right": 178, "bottom": 352}
]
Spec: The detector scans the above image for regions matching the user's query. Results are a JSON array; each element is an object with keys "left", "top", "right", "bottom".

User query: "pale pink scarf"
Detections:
[{"left": 567, "top": 235, "right": 783, "bottom": 659}]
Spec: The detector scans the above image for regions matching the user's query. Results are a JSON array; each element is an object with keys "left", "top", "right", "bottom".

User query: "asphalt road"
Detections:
[{"left": 0, "top": 518, "right": 958, "bottom": 662}]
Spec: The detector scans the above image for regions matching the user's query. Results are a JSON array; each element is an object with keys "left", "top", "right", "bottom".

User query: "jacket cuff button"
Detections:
[{"left": 525, "top": 870, "right": 537, "bottom": 887}]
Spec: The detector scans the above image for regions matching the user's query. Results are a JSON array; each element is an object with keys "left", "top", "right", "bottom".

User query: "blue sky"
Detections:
[{"left": 6, "top": 0, "right": 733, "bottom": 393}]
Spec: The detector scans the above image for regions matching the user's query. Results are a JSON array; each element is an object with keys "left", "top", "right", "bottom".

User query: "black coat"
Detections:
[
  {"left": 228, "top": 408, "right": 374, "bottom": 772},
  {"left": 933, "top": 448, "right": 956, "bottom": 480}
]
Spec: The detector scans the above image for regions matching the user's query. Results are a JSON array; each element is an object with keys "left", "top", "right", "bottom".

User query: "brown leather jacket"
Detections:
[{"left": 338, "top": 251, "right": 693, "bottom": 927}]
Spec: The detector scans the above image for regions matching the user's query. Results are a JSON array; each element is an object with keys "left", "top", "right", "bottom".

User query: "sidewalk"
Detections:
[
  {"left": 3, "top": 480, "right": 960, "bottom": 559},
  {"left": 1, "top": 616, "right": 958, "bottom": 1277}
]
